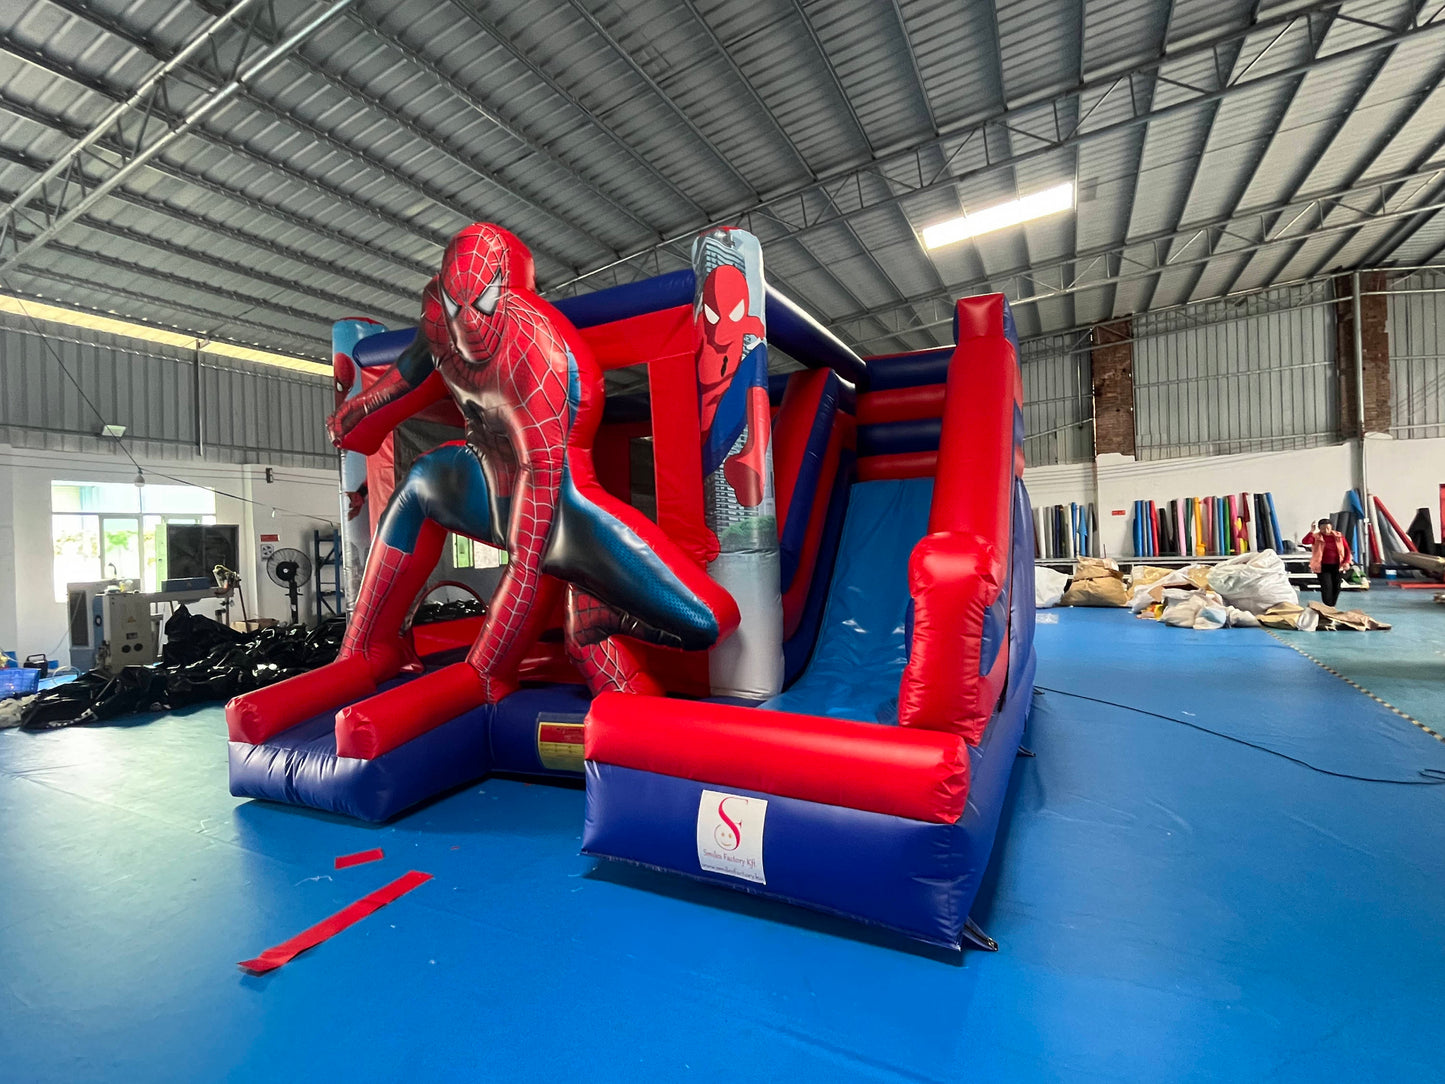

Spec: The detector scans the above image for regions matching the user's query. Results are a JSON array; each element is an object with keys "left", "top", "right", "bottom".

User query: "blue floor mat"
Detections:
[
  {"left": 1034, "top": 608, "right": 1445, "bottom": 782},
  {"left": 2, "top": 607, "right": 1444, "bottom": 1082},
  {"left": 1272, "top": 585, "right": 1445, "bottom": 736}
]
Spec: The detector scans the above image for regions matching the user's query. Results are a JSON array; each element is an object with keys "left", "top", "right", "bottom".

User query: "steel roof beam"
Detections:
[
  {"left": 163, "top": 1, "right": 621, "bottom": 265},
  {"left": 552, "top": 0, "right": 1444, "bottom": 294},
  {"left": 978, "top": 0, "right": 1046, "bottom": 335},
  {"left": 0, "top": 140, "right": 399, "bottom": 308},
  {"left": 35, "top": 234, "right": 341, "bottom": 333},
  {"left": 334, "top": 6, "right": 661, "bottom": 247},
  {"left": 0, "top": 171, "right": 415, "bottom": 325},
  {"left": 0, "top": 277, "right": 318, "bottom": 365},
  {"left": 538, "top": 0, "right": 901, "bottom": 343},
  {"left": 564, "top": 0, "right": 759, "bottom": 205},
  {"left": 16, "top": 241, "right": 330, "bottom": 346},
  {"left": 768, "top": 1, "right": 927, "bottom": 340},
  {"left": 427, "top": 0, "right": 713, "bottom": 230},
  {"left": 830, "top": 163, "right": 1445, "bottom": 344},
  {"left": 0, "top": 0, "right": 363, "bottom": 278},
  {"left": 1288, "top": 4, "right": 1445, "bottom": 278},
  {"left": 1130, "top": 2, "right": 1296, "bottom": 314},
  {"left": 556, "top": 0, "right": 922, "bottom": 347},
  {"left": 1302, "top": 168, "right": 1445, "bottom": 280},
  {"left": 1201, "top": 2, "right": 1428, "bottom": 300},
  {"left": 1358, "top": 173, "right": 1445, "bottom": 267},
  {"left": 1090, "top": 0, "right": 1172, "bottom": 322},
  {"left": 0, "top": 91, "right": 434, "bottom": 288},
  {"left": 843, "top": 189, "right": 1445, "bottom": 346},
  {"left": 18, "top": 1, "right": 591, "bottom": 279},
  {"left": 193, "top": 0, "right": 667, "bottom": 249},
  {"left": 2, "top": 0, "right": 266, "bottom": 222},
  {"left": 786, "top": 0, "right": 875, "bottom": 155},
  {"left": 887, "top": 0, "right": 938, "bottom": 138}
]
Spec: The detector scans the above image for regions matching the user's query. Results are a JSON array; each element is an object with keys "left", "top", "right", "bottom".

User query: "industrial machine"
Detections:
[{"left": 66, "top": 578, "right": 234, "bottom": 675}]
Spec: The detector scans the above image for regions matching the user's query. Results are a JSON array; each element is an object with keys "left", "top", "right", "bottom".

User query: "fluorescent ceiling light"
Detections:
[
  {"left": 921, "top": 182, "right": 1075, "bottom": 249},
  {"left": 0, "top": 293, "right": 329, "bottom": 375}
]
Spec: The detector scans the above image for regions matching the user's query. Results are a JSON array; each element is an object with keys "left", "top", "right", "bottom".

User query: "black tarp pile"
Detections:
[
  {"left": 14, "top": 595, "right": 487, "bottom": 731},
  {"left": 19, "top": 607, "right": 345, "bottom": 730}
]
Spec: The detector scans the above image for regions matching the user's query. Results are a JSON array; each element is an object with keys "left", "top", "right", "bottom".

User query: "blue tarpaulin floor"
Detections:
[
  {"left": 2, "top": 607, "right": 1444, "bottom": 1082},
  {"left": 1271, "top": 584, "right": 1445, "bottom": 737}
]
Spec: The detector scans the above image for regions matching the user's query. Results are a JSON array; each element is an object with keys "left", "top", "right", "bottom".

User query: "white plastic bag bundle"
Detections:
[
  {"left": 1226, "top": 607, "right": 1260, "bottom": 628},
  {"left": 1160, "top": 589, "right": 1208, "bottom": 627},
  {"left": 1035, "top": 565, "right": 1070, "bottom": 608},
  {"left": 1207, "top": 550, "right": 1298, "bottom": 614},
  {"left": 1130, "top": 567, "right": 1194, "bottom": 613}
]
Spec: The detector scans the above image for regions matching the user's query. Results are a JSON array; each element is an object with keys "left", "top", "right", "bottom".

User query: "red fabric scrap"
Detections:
[
  {"left": 333, "top": 848, "right": 384, "bottom": 870},
  {"left": 238, "top": 870, "right": 432, "bottom": 974}
]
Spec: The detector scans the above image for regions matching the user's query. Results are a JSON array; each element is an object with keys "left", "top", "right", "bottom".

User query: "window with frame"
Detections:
[
  {"left": 450, "top": 534, "right": 508, "bottom": 570},
  {"left": 51, "top": 481, "right": 217, "bottom": 601}
]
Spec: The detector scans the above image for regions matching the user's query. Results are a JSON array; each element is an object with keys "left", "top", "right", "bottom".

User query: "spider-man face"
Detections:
[
  {"left": 333, "top": 351, "right": 357, "bottom": 409},
  {"left": 696, "top": 264, "right": 751, "bottom": 369},
  {"left": 436, "top": 223, "right": 536, "bottom": 364}
]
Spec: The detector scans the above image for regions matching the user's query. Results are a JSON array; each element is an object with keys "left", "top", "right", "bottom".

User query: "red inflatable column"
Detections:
[{"left": 897, "top": 296, "right": 1020, "bottom": 744}]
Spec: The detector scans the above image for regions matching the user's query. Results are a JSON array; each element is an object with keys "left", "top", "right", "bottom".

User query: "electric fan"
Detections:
[{"left": 265, "top": 547, "right": 312, "bottom": 625}]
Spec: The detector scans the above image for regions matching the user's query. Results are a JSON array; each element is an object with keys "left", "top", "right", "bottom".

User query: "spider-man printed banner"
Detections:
[
  {"left": 332, "top": 318, "right": 388, "bottom": 606},
  {"left": 691, "top": 228, "right": 784, "bottom": 700}
]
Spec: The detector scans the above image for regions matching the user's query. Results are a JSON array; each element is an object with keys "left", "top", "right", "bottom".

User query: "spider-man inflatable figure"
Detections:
[{"left": 228, "top": 223, "right": 739, "bottom": 753}]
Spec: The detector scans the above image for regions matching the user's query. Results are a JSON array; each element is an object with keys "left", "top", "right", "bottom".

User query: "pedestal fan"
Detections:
[{"left": 266, "top": 547, "right": 312, "bottom": 625}]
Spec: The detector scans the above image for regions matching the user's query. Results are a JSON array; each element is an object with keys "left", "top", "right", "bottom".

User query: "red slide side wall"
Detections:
[
  {"left": 854, "top": 383, "right": 946, "bottom": 481},
  {"left": 857, "top": 451, "right": 936, "bottom": 482},
  {"left": 897, "top": 295, "right": 1021, "bottom": 744},
  {"left": 771, "top": 370, "right": 855, "bottom": 637},
  {"left": 772, "top": 369, "right": 832, "bottom": 532},
  {"left": 586, "top": 693, "right": 969, "bottom": 823},
  {"left": 856, "top": 384, "right": 946, "bottom": 426},
  {"left": 781, "top": 414, "right": 850, "bottom": 637}
]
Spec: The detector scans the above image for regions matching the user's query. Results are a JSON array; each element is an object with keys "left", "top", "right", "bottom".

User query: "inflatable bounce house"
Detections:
[{"left": 227, "top": 223, "right": 1036, "bottom": 950}]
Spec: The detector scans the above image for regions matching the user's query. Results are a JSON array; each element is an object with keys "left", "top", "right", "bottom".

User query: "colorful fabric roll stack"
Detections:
[
  {"left": 1131, "top": 492, "right": 1284, "bottom": 558},
  {"left": 1033, "top": 502, "right": 1099, "bottom": 559}
]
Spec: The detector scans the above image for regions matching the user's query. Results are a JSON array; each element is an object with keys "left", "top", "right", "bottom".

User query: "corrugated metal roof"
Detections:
[{"left": 0, "top": 0, "right": 1439, "bottom": 369}]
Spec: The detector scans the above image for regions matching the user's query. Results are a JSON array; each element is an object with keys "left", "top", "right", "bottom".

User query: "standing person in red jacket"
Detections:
[{"left": 1303, "top": 518, "right": 1353, "bottom": 608}]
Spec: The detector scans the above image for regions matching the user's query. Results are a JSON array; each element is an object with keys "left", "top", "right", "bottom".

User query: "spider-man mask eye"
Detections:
[
  {"left": 473, "top": 279, "right": 501, "bottom": 316},
  {"left": 440, "top": 283, "right": 461, "bottom": 321}
]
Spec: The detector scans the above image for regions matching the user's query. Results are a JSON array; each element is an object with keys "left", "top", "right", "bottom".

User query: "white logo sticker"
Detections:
[{"left": 696, "top": 789, "right": 767, "bottom": 884}]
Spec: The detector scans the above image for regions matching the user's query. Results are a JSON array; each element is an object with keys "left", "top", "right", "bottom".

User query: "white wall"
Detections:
[
  {"left": 0, "top": 460, "right": 14, "bottom": 661},
  {"left": 1022, "top": 436, "right": 1442, "bottom": 560},
  {"left": 1363, "top": 434, "right": 1445, "bottom": 544},
  {"left": 0, "top": 444, "right": 340, "bottom": 661}
]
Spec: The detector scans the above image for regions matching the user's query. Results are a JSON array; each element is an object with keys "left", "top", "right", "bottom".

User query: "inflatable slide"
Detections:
[{"left": 227, "top": 223, "right": 1035, "bottom": 948}]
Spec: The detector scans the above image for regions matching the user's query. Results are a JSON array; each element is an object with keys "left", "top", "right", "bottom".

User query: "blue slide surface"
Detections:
[{"left": 763, "top": 478, "right": 932, "bottom": 723}]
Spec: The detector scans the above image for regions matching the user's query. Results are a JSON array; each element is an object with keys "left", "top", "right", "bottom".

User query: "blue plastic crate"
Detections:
[{"left": 0, "top": 668, "right": 40, "bottom": 698}]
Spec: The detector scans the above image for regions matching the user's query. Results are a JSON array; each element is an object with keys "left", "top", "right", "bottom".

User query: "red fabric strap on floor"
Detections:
[
  {"left": 334, "top": 848, "right": 384, "bottom": 869},
  {"left": 238, "top": 870, "right": 432, "bottom": 974}
]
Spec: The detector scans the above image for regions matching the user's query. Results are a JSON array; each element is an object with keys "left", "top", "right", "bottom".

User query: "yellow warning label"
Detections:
[{"left": 536, "top": 717, "right": 585, "bottom": 772}]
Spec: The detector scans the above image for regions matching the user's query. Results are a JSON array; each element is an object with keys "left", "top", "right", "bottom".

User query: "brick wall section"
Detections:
[
  {"left": 1333, "top": 272, "right": 1391, "bottom": 436},
  {"left": 1090, "top": 317, "right": 1135, "bottom": 456}
]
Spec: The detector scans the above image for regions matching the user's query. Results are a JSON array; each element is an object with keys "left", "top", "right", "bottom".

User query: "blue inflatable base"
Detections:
[
  {"left": 228, "top": 683, "right": 598, "bottom": 823},
  {"left": 583, "top": 648, "right": 1036, "bottom": 948}
]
